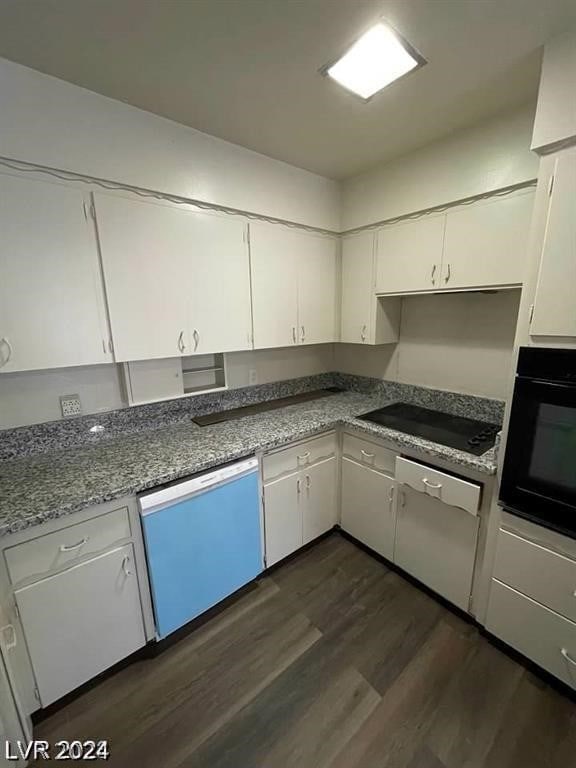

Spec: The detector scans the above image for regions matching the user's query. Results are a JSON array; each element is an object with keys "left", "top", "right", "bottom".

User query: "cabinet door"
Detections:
[
  {"left": 341, "top": 232, "right": 374, "bottom": 344},
  {"left": 375, "top": 215, "right": 445, "bottom": 294},
  {"left": 531, "top": 147, "right": 576, "bottom": 337},
  {"left": 341, "top": 457, "right": 396, "bottom": 560},
  {"left": 302, "top": 457, "right": 337, "bottom": 545},
  {"left": 0, "top": 174, "right": 111, "bottom": 373},
  {"left": 15, "top": 544, "right": 145, "bottom": 706},
  {"left": 442, "top": 191, "right": 534, "bottom": 290},
  {"left": 297, "top": 234, "right": 338, "bottom": 345},
  {"left": 250, "top": 223, "right": 298, "bottom": 349},
  {"left": 394, "top": 487, "right": 479, "bottom": 611},
  {"left": 263, "top": 473, "right": 302, "bottom": 567},
  {"left": 188, "top": 213, "right": 252, "bottom": 354},
  {"left": 95, "top": 194, "right": 192, "bottom": 362}
]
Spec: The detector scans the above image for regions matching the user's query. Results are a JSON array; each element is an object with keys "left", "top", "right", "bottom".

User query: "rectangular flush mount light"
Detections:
[{"left": 324, "top": 22, "right": 425, "bottom": 100}]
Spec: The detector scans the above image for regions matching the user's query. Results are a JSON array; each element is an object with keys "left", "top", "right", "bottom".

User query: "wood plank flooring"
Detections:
[{"left": 32, "top": 535, "right": 576, "bottom": 767}]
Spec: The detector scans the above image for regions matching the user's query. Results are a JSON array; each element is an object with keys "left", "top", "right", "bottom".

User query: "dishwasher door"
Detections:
[{"left": 139, "top": 458, "right": 262, "bottom": 639}]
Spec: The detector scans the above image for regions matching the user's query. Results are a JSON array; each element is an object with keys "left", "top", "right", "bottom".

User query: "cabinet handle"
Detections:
[
  {"left": 445, "top": 263, "right": 451, "bottom": 283},
  {"left": 297, "top": 451, "right": 311, "bottom": 462},
  {"left": 361, "top": 324, "right": 367, "bottom": 342},
  {"left": 360, "top": 449, "right": 375, "bottom": 460},
  {"left": 399, "top": 490, "right": 406, "bottom": 508},
  {"left": 0, "top": 337, "right": 13, "bottom": 368},
  {"left": 301, "top": 325, "right": 305, "bottom": 343},
  {"left": 177, "top": 330, "right": 185, "bottom": 353},
  {"left": 388, "top": 486, "right": 395, "bottom": 505},
  {"left": 297, "top": 478, "right": 301, "bottom": 495},
  {"left": 431, "top": 264, "right": 437, "bottom": 285},
  {"left": 292, "top": 326, "right": 297, "bottom": 344},
  {"left": 305, "top": 474, "right": 311, "bottom": 491},
  {"left": 122, "top": 555, "right": 132, "bottom": 577},
  {"left": 561, "top": 648, "right": 576, "bottom": 668},
  {"left": 59, "top": 537, "right": 88, "bottom": 552},
  {"left": 193, "top": 329, "right": 200, "bottom": 352},
  {"left": 422, "top": 477, "right": 442, "bottom": 490},
  {"left": 1, "top": 624, "right": 17, "bottom": 651}
]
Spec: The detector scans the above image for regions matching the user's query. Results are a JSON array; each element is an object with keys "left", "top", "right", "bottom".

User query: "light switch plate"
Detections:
[{"left": 60, "top": 394, "right": 82, "bottom": 418}]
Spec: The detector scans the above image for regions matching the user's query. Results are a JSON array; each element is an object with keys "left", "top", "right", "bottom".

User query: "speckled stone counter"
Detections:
[{"left": 0, "top": 380, "right": 501, "bottom": 538}]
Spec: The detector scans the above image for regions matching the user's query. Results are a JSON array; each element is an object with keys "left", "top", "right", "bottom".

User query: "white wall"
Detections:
[
  {"left": 335, "top": 291, "right": 521, "bottom": 400},
  {"left": 342, "top": 104, "right": 539, "bottom": 230},
  {"left": 0, "top": 58, "right": 339, "bottom": 230},
  {"left": 0, "top": 345, "right": 336, "bottom": 429}
]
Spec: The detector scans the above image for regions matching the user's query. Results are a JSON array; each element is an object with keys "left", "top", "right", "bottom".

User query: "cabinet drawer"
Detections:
[
  {"left": 5, "top": 507, "right": 131, "bottom": 586},
  {"left": 263, "top": 432, "right": 336, "bottom": 483},
  {"left": 486, "top": 580, "right": 576, "bottom": 691},
  {"left": 395, "top": 457, "right": 481, "bottom": 516},
  {"left": 342, "top": 433, "right": 396, "bottom": 475},
  {"left": 494, "top": 529, "right": 576, "bottom": 623}
]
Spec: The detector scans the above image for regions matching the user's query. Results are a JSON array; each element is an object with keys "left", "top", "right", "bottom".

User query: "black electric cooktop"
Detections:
[{"left": 358, "top": 403, "right": 500, "bottom": 456}]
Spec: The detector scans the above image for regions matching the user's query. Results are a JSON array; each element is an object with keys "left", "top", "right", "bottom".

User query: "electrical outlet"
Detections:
[
  {"left": 248, "top": 369, "right": 258, "bottom": 386},
  {"left": 60, "top": 394, "right": 82, "bottom": 418}
]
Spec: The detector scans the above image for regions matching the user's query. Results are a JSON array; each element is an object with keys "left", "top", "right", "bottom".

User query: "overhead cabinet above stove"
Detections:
[{"left": 375, "top": 189, "right": 534, "bottom": 296}]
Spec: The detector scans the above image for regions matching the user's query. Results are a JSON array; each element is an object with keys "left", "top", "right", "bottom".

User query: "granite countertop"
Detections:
[{"left": 0, "top": 390, "right": 498, "bottom": 538}]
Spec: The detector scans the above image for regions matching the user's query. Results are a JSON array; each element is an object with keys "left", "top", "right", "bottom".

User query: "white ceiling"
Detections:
[{"left": 0, "top": 0, "right": 574, "bottom": 179}]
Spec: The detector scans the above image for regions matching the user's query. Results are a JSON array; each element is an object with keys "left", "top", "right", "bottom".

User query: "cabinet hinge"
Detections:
[
  {"left": 548, "top": 174, "right": 555, "bottom": 198},
  {"left": 529, "top": 304, "right": 535, "bottom": 325}
]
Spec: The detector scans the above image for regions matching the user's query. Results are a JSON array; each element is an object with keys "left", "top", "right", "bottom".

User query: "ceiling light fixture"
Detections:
[{"left": 323, "top": 21, "right": 425, "bottom": 101}]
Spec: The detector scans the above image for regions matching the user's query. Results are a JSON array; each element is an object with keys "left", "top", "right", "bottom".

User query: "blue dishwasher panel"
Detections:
[{"left": 142, "top": 471, "right": 262, "bottom": 639}]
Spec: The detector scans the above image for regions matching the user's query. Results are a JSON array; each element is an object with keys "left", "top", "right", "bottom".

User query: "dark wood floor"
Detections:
[{"left": 33, "top": 534, "right": 576, "bottom": 767}]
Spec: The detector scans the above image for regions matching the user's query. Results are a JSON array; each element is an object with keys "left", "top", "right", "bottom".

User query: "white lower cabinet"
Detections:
[
  {"left": 302, "top": 457, "right": 337, "bottom": 545},
  {"left": 263, "top": 473, "right": 303, "bottom": 567},
  {"left": 394, "top": 487, "right": 479, "bottom": 611},
  {"left": 486, "top": 580, "right": 576, "bottom": 691},
  {"left": 263, "top": 439, "right": 337, "bottom": 567},
  {"left": 340, "top": 457, "right": 396, "bottom": 560},
  {"left": 15, "top": 544, "right": 145, "bottom": 707}
]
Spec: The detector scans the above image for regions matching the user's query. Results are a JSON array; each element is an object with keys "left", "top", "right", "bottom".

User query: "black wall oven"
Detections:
[{"left": 500, "top": 347, "right": 576, "bottom": 539}]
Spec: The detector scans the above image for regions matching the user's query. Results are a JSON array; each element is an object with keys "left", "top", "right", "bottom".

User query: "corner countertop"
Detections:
[{"left": 0, "top": 391, "right": 498, "bottom": 538}]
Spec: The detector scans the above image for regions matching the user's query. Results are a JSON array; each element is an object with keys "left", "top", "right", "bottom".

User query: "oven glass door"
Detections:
[{"left": 500, "top": 377, "right": 576, "bottom": 537}]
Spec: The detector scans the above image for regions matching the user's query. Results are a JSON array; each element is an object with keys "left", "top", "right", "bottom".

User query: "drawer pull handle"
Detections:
[
  {"left": 297, "top": 451, "right": 311, "bottom": 461},
  {"left": 422, "top": 478, "right": 442, "bottom": 490},
  {"left": 561, "top": 648, "right": 576, "bottom": 668},
  {"left": 59, "top": 537, "right": 88, "bottom": 552},
  {"left": 361, "top": 449, "right": 375, "bottom": 459}
]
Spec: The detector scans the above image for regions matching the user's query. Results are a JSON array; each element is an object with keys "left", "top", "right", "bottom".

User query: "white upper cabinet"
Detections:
[
  {"left": 250, "top": 223, "right": 299, "bottom": 349},
  {"left": 375, "top": 192, "right": 534, "bottom": 296},
  {"left": 185, "top": 213, "right": 251, "bottom": 355},
  {"left": 442, "top": 190, "right": 534, "bottom": 290},
  {"left": 375, "top": 215, "right": 445, "bottom": 294},
  {"left": 341, "top": 231, "right": 400, "bottom": 345},
  {"left": 250, "top": 223, "right": 337, "bottom": 349},
  {"left": 531, "top": 30, "right": 576, "bottom": 153},
  {"left": 95, "top": 194, "right": 193, "bottom": 361},
  {"left": 0, "top": 174, "right": 112, "bottom": 373},
  {"left": 297, "top": 233, "right": 338, "bottom": 345},
  {"left": 531, "top": 146, "right": 576, "bottom": 337},
  {"left": 95, "top": 194, "right": 251, "bottom": 361}
]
